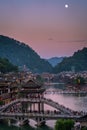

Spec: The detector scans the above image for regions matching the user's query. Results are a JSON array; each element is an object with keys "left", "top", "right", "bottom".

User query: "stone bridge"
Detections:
[
  {"left": 0, "top": 98, "right": 86, "bottom": 126},
  {"left": 0, "top": 98, "right": 81, "bottom": 115}
]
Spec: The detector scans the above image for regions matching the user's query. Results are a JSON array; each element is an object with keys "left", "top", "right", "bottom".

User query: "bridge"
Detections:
[
  {"left": 0, "top": 98, "right": 78, "bottom": 115},
  {"left": 44, "top": 90, "right": 87, "bottom": 95},
  {"left": 0, "top": 97, "right": 86, "bottom": 126},
  {"left": 44, "top": 82, "right": 65, "bottom": 86}
]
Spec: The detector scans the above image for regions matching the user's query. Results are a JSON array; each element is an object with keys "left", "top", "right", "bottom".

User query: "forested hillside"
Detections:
[
  {"left": 54, "top": 47, "right": 87, "bottom": 73},
  {"left": 0, "top": 35, "right": 52, "bottom": 73}
]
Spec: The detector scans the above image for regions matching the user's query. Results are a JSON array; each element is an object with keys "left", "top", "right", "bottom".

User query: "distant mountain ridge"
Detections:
[
  {"left": 54, "top": 47, "right": 87, "bottom": 73},
  {"left": 0, "top": 35, "right": 52, "bottom": 73},
  {"left": 47, "top": 57, "right": 64, "bottom": 67}
]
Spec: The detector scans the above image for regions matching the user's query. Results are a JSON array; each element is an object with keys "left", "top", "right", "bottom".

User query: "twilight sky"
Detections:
[{"left": 0, "top": 0, "right": 87, "bottom": 58}]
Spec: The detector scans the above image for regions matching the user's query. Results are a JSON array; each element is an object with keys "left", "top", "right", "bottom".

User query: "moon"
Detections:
[{"left": 65, "top": 4, "right": 69, "bottom": 8}]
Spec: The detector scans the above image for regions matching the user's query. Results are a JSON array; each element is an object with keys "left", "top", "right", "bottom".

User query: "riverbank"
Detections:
[
  {"left": 66, "top": 84, "right": 87, "bottom": 93},
  {"left": 44, "top": 84, "right": 87, "bottom": 95},
  {"left": 44, "top": 90, "right": 87, "bottom": 95}
]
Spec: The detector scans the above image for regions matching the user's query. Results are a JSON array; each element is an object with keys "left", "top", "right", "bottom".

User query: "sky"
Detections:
[{"left": 0, "top": 0, "right": 87, "bottom": 58}]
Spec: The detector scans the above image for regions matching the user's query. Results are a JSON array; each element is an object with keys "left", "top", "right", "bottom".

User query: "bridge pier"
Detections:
[
  {"left": 8, "top": 119, "right": 11, "bottom": 126},
  {"left": 18, "top": 120, "right": 29, "bottom": 126},
  {"left": 35, "top": 117, "right": 45, "bottom": 126},
  {"left": 17, "top": 117, "right": 29, "bottom": 126}
]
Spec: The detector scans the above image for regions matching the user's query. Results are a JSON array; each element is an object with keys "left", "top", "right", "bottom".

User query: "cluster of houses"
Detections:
[
  {"left": 58, "top": 71, "right": 87, "bottom": 80},
  {"left": 48, "top": 71, "right": 87, "bottom": 83},
  {"left": 0, "top": 72, "right": 36, "bottom": 105},
  {"left": 0, "top": 71, "right": 87, "bottom": 105}
]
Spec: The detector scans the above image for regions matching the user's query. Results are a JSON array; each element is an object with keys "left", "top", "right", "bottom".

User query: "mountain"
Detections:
[
  {"left": 54, "top": 47, "right": 87, "bottom": 73},
  {"left": 47, "top": 57, "right": 64, "bottom": 67},
  {"left": 0, "top": 57, "right": 18, "bottom": 73},
  {"left": 0, "top": 35, "right": 52, "bottom": 73}
]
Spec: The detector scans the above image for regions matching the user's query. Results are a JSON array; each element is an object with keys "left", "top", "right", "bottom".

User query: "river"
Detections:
[{"left": 0, "top": 85, "right": 87, "bottom": 130}]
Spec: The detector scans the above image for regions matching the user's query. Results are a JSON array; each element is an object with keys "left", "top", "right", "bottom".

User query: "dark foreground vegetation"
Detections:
[
  {"left": 55, "top": 119, "right": 74, "bottom": 130},
  {"left": 0, "top": 57, "right": 18, "bottom": 73}
]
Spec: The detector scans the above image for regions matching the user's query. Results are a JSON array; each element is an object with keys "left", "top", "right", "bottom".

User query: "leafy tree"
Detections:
[
  {"left": 55, "top": 119, "right": 74, "bottom": 130},
  {"left": 81, "top": 127, "right": 87, "bottom": 130},
  {"left": 0, "top": 100, "right": 4, "bottom": 105},
  {"left": 0, "top": 57, "right": 18, "bottom": 73},
  {"left": 36, "top": 75, "right": 44, "bottom": 84},
  {"left": 74, "top": 76, "right": 85, "bottom": 85}
]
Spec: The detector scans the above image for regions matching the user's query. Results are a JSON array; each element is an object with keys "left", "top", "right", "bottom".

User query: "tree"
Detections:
[
  {"left": 0, "top": 57, "right": 18, "bottom": 73},
  {"left": 81, "top": 127, "right": 87, "bottom": 130},
  {"left": 54, "top": 47, "right": 87, "bottom": 73},
  {"left": 0, "top": 100, "right": 4, "bottom": 106},
  {"left": 74, "top": 76, "right": 85, "bottom": 85},
  {"left": 36, "top": 75, "right": 44, "bottom": 84},
  {"left": 55, "top": 119, "right": 74, "bottom": 130}
]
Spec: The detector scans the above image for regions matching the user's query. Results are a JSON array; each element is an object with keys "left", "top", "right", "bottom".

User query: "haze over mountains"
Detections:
[
  {"left": 47, "top": 57, "right": 64, "bottom": 67},
  {"left": 0, "top": 35, "right": 87, "bottom": 74}
]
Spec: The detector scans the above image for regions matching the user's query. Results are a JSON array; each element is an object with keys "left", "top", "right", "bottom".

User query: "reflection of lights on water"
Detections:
[
  {"left": 45, "top": 88, "right": 87, "bottom": 112},
  {"left": 46, "top": 120, "right": 56, "bottom": 128},
  {"left": 29, "top": 119, "right": 37, "bottom": 128}
]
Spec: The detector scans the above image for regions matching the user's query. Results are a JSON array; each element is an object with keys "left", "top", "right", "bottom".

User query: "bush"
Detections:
[
  {"left": 81, "top": 127, "right": 87, "bottom": 130},
  {"left": 0, "top": 100, "right": 4, "bottom": 105},
  {"left": 55, "top": 119, "right": 74, "bottom": 130}
]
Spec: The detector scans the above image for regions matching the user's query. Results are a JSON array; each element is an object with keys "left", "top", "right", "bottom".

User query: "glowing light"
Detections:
[{"left": 65, "top": 4, "right": 69, "bottom": 8}]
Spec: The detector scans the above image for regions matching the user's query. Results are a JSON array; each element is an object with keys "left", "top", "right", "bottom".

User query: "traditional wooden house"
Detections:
[
  {"left": 0, "top": 80, "right": 19, "bottom": 105},
  {"left": 20, "top": 79, "right": 45, "bottom": 113}
]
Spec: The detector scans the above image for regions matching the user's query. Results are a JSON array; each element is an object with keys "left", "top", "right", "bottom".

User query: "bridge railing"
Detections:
[{"left": 0, "top": 112, "right": 80, "bottom": 119}]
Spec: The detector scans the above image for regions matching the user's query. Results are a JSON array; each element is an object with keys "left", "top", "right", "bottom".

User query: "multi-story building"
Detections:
[{"left": 0, "top": 80, "right": 18, "bottom": 105}]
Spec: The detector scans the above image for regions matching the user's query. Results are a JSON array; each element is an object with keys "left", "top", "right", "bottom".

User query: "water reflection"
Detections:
[
  {"left": 0, "top": 124, "right": 53, "bottom": 130},
  {"left": 45, "top": 87, "right": 87, "bottom": 112}
]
